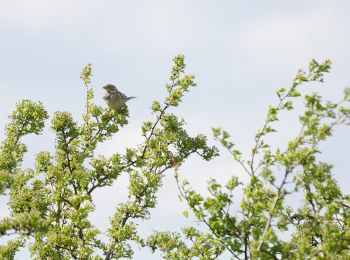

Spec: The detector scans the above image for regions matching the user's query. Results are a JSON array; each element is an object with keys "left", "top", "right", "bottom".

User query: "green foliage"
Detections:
[
  {"left": 146, "top": 59, "right": 350, "bottom": 259},
  {"left": 0, "top": 55, "right": 217, "bottom": 259},
  {"left": 2, "top": 57, "right": 349, "bottom": 259}
]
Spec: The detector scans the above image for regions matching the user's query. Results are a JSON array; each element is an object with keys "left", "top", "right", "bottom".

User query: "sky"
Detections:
[{"left": 1, "top": 1, "right": 350, "bottom": 259}]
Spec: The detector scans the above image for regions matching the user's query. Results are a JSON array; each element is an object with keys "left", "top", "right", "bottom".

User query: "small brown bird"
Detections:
[{"left": 103, "top": 84, "right": 136, "bottom": 111}]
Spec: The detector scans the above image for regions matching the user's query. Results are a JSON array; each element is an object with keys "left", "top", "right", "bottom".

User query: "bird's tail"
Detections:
[{"left": 127, "top": 96, "right": 136, "bottom": 101}]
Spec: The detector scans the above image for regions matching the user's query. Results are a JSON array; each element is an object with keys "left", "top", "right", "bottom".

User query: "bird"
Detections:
[{"left": 103, "top": 84, "right": 136, "bottom": 112}]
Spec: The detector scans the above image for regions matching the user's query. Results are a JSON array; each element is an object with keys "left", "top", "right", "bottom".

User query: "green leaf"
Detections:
[{"left": 183, "top": 211, "right": 189, "bottom": 218}]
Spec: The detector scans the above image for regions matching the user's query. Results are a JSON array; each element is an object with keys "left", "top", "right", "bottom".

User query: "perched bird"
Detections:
[{"left": 103, "top": 84, "right": 136, "bottom": 112}]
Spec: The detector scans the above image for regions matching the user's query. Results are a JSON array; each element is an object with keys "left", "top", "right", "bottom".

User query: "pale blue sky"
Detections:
[{"left": 1, "top": 1, "right": 350, "bottom": 259}]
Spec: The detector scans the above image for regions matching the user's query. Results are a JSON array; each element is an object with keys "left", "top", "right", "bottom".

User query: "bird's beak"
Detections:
[{"left": 103, "top": 85, "right": 107, "bottom": 90}]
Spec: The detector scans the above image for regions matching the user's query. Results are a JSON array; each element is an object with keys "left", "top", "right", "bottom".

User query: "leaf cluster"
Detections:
[
  {"left": 146, "top": 59, "right": 350, "bottom": 259},
  {"left": 0, "top": 56, "right": 217, "bottom": 259}
]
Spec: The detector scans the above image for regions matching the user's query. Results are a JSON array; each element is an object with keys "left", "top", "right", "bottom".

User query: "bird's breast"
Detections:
[{"left": 103, "top": 93, "right": 111, "bottom": 101}]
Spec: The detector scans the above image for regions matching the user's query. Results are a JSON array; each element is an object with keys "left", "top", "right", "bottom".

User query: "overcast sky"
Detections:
[{"left": 1, "top": 1, "right": 350, "bottom": 259}]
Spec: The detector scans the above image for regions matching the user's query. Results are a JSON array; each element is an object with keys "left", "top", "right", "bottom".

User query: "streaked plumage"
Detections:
[{"left": 103, "top": 84, "right": 136, "bottom": 111}]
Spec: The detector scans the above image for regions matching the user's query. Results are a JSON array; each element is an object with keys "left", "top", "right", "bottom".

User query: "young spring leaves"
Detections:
[
  {"left": 147, "top": 59, "right": 350, "bottom": 259},
  {"left": 0, "top": 55, "right": 217, "bottom": 259}
]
